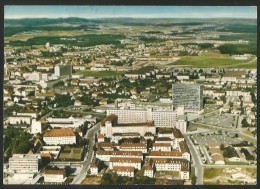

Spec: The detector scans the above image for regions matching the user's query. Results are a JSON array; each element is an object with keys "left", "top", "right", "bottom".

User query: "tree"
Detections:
[
  {"left": 191, "top": 175, "right": 197, "bottom": 185},
  {"left": 220, "top": 143, "right": 225, "bottom": 151}
]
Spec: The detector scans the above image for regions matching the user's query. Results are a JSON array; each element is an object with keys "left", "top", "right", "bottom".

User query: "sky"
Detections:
[{"left": 5, "top": 6, "right": 257, "bottom": 19}]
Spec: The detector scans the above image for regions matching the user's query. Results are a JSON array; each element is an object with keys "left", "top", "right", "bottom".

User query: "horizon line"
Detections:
[{"left": 4, "top": 16, "right": 257, "bottom": 19}]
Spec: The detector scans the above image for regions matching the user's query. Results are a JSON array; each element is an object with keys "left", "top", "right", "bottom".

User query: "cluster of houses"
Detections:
[{"left": 89, "top": 111, "right": 191, "bottom": 180}]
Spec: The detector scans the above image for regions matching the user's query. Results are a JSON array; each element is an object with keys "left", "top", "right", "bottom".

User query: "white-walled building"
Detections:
[
  {"left": 96, "top": 150, "right": 143, "bottom": 162},
  {"left": 47, "top": 116, "right": 96, "bottom": 129},
  {"left": 90, "top": 164, "right": 99, "bottom": 175},
  {"left": 44, "top": 169, "right": 66, "bottom": 183},
  {"left": 109, "top": 157, "right": 142, "bottom": 170},
  {"left": 100, "top": 114, "right": 156, "bottom": 138},
  {"left": 152, "top": 158, "right": 190, "bottom": 180},
  {"left": 43, "top": 128, "right": 76, "bottom": 145},
  {"left": 8, "top": 154, "right": 42, "bottom": 173},
  {"left": 152, "top": 143, "right": 172, "bottom": 152},
  {"left": 120, "top": 143, "right": 147, "bottom": 154},
  {"left": 40, "top": 146, "right": 61, "bottom": 159},
  {"left": 31, "top": 119, "right": 42, "bottom": 134},
  {"left": 106, "top": 106, "right": 187, "bottom": 132},
  {"left": 8, "top": 116, "right": 31, "bottom": 125},
  {"left": 112, "top": 166, "right": 135, "bottom": 178}
]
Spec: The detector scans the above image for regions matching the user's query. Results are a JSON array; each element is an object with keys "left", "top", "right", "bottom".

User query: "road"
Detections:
[
  {"left": 71, "top": 122, "right": 100, "bottom": 184},
  {"left": 184, "top": 135, "right": 204, "bottom": 185}
]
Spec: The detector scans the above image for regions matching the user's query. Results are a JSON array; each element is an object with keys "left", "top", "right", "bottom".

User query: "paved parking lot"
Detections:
[
  {"left": 191, "top": 133, "right": 242, "bottom": 146},
  {"left": 197, "top": 114, "right": 236, "bottom": 128}
]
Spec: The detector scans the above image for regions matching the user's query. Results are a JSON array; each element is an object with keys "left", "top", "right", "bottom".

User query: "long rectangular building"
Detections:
[
  {"left": 106, "top": 106, "right": 187, "bottom": 133},
  {"left": 96, "top": 150, "right": 144, "bottom": 161},
  {"left": 8, "top": 154, "right": 42, "bottom": 173}
]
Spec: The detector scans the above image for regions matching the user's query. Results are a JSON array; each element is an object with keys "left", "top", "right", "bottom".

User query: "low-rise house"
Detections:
[
  {"left": 90, "top": 164, "right": 99, "bottom": 175},
  {"left": 97, "top": 133, "right": 105, "bottom": 143},
  {"left": 44, "top": 168, "right": 66, "bottom": 183},
  {"left": 112, "top": 166, "right": 135, "bottom": 178}
]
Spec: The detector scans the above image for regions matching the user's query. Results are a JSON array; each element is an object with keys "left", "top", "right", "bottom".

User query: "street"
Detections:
[
  {"left": 71, "top": 122, "right": 100, "bottom": 184},
  {"left": 184, "top": 135, "right": 204, "bottom": 185}
]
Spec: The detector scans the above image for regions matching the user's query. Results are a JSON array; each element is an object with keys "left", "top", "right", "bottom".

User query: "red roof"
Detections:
[{"left": 44, "top": 128, "right": 75, "bottom": 137}]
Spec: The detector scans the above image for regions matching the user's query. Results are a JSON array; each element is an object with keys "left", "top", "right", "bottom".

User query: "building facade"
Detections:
[
  {"left": 8, "top": 154, "right": 42, "bottom": 173},
  {"left": 172, "top": 83, "right": 203, "bottom": 112},
  {"left": 43, "top": 128, "right": 76, "bottom": 145}
]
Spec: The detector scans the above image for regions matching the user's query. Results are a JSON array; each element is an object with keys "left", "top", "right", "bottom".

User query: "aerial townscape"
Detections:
[{"left": 3, "top": 6, "right": 257, "bottom": 186}]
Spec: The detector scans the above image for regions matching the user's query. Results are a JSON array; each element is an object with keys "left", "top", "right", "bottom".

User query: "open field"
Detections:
[
  {"left": 172, "top": 55, "right": 250, "bottom": 68},
  {"left": 204, "top": 167, "right": 256, "bottom": 185},
  {"left": 155, "top": 171, "right": 179, "bottom": 179},
  {"left": 76, "top": 70, "right": 124, "bottom": 77},
  {"left": 59, "top": 146, "right": 83, "bottom": 160},
  {"left": 81, "top": 176, "right": 101, "bottom": 185}
]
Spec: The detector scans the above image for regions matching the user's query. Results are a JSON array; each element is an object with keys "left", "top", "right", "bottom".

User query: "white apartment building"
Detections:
[
  {"left": 152, "top": 158, "right": 190, "bottom": 180},
  {"left": 44, "top": 169, "right": 66, "bottom": 183},
  {"left": 111, "top": 133, "right": 140, "bottom": 143},
  {"left": 120, "top": 143, "right": 147, "bottom": 154},
  {"left": 152, "top": 143, "right": 172, "bottom": 152},
  {"left": 143, "top": 165, "right": 154, "bottom": 178},
  {"left": 23, "top": 72, "right": 42, "bottom": 81},
  {"left": 40, "top": 146, "right": 61, "bottom": 159},
  {"left": 31, "top": 119, "right": 42, "bottom": 134},
  {"left": 106, "top": 106, "right": 187, "bottom": 132},
  {"left": 8, "top": 116, "right": 31, "bottom": 125},
  {"left": 112, "top": 166, "right": 135, "bottom": 178},
  {"left": 90, "top": 165, "right": 99, "bottom": 175},
  {"left": 16, "top": 112, "right": 38, "bottom": 119},
  {"left": 109, "top": 157, "right": 142, "bottom": 170},
  {"left": 100, "top": 114, "right": 156, "bottom": 138},
  {"left": 47, "top": 116, "right": 96, "bottom": 129},
  {"left": 43, "top": 128, "right": 76, "bottom": 145},
  {"left": 96, "top": 150, "right": 143, "bottom": 162},
  {"left": 148, "top": 151, "right": 190, "bottom": 162},
  {"left": 8, "top": 154, "right": 42, "bottom": 173}
]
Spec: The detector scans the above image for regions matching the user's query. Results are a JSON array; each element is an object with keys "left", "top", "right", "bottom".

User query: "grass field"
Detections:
[
  {"left": 76, "top": 70, "right": 124, "bottom": 77},
  {"left": 155, "top": 171, "right": 179, "bottom": 178},
  {"left": 81, "top": 176, "right": 101, "bottom": 185},
  {"left": 172, "top": 52, "right": 257, "bottom": 68},
  {"left": 204, "top": 168, "right": 226, "bottom": 179},
  {"left": 59, "top": 146, "right": 83, "bottom": 160},
  {"left": 173, "top": 55, "right": 250, "bottom": 68}
]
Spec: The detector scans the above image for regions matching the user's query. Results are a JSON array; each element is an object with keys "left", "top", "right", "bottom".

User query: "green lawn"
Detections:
[
  {"left": 204, "top": 168, "right": 225, "bottom": 179},
  {"left": 172, "top": 56, "right": 252, "bottom": 68},
  {"left": 76, "top": 70, "right": 124, "bottom": 77}
]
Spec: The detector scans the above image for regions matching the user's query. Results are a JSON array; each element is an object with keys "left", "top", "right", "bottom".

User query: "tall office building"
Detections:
[
  {"left": 172, "top": 83, "right": 203, "bottom": 112},
  {"left": 54, "top": 64, "right": 72, "bottom": 77}
]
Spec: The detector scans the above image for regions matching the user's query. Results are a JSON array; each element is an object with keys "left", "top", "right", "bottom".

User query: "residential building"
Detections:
[
  {"left": 96, "top": 150, "right": 143, "bottom": 162},
  {"left": 44, "top": 169, "right": 66, "bottom": 183},
  {"left": 31, "top": 119, "right": 42, "bottom": 134},
  {"left": 109, "top": 157, "right": 142, "bottom": 170},
  {"left": 100, "top": 114, "right": 156, "bottom": 138},
  {"left": 106, "top": 106, "right": 187, "bottom": 132},
  {"left": 112, "top": 166, "right": 135, "bottom": 178},
  {"left": 54, "top": 64, "right": 72, "bottom": 77},
  {"left": 43, "top": 128, "right": 76, "bottom": 145},
  {"left": 120, "top": 143, "right": 147, "bottom": 154},
  {"left": 152, "top": 158, "right": 190, "bottom": 179}
]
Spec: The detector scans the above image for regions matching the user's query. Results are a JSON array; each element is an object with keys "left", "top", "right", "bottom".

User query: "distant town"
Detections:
[{"left": 3, "top": 15, "right": 257, "bottom": 185}]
